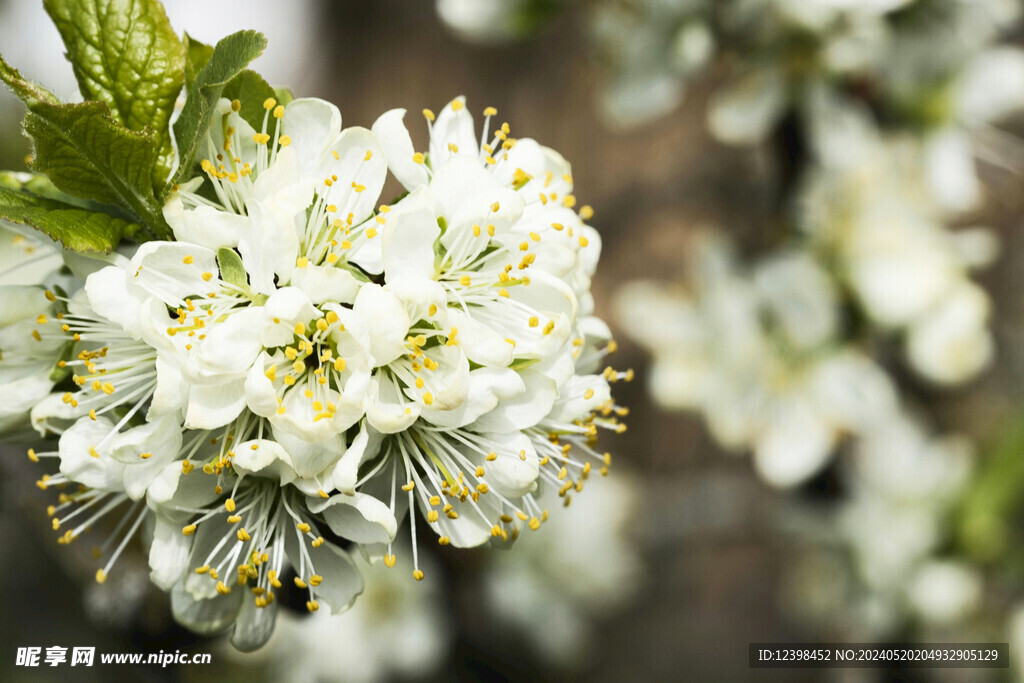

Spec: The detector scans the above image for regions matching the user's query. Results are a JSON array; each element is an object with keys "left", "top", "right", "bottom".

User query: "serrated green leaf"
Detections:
[
  {"left": 168, "top": 30, "right": 267, "bottom": 195},
  {"left": 222, "top": 70, "right": 277, "bottom": 131},
  {"left": 184, "top": 33, "right": 214, "bottom": 89},
  {"left": 24, "top": 101, "right": 168, "bottom": 235},
  {"left": 0, "top": 52, "right": 170, "bottom": 239},
  {"left": 216, "top": 247, "right": 248, "bottom": 290},
  {"left": 44, "top": 0, "right": 185, "bottom": 188},
  {"left": 0, "top": 185, "right": 139, "bottom": 253}
]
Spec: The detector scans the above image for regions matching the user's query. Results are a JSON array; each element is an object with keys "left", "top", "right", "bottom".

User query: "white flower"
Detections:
[
  {"left": 801, "top": 102, "right": 997, "bottom": 384},
  {"left": 24, "top": 94, "right": 623, "bottom": 649},
  {"left": 436, "top": 0, "right": 567, "bottom": 45},
  {"left": 0, "top": 222, "right": 70, "bottom": 433},
  {"left": 616, "top": 233, "right": 894, "bottom": 487}
]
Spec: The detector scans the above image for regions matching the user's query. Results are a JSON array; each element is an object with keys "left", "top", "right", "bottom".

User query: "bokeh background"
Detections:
[{"left": 2, "top": 0, "right": 1024, "bottom": 681}]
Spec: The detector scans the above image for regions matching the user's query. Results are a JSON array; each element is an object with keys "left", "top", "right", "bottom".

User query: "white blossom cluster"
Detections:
[
  {"left": 5, "top": 96, "right": 625, "bottom": 649},
  {"left": 617, "top": 232, "right": 899, "bottom": 487},
  {"left": 784, "top": 412, "right": 980, "bottom": 639},
  {"left": 591, "top": 0, "right": 1024, "bottom": 139}
]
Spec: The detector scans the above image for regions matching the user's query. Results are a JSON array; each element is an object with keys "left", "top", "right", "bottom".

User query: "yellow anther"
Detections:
[
  {"left": 201, "top": 272, "right": 213, "bottom": 282},
  {"left": 225, "top": 499, "right": 236, "bottom": 513},
  {"left": 401, "top": 481, "right": 416, "bottom": 492},
  {"left": 483, "top": 106, "right": 497, "bottom": 116},
  {"left": 294, "top": 322, "right": 306, "bottom": 336},
  {"left": 413, "top": 152, "right": 425, "bottom": 164},
  {"left": 413, "top": 569, "right": 425, "bottom": 581},
  {"left": 451, "top": 100, "right": 464, "bottom": 111},
  {"left": 306, "top": 600, "right": 319, "bottom": 612},
  {"left": 237, "top": 528, "right": 250, "bottom": 542},
  {"left": 95, "top": 569, "right": 107, "bottom": 584},
  {"left": 263, "top": 97, "right": 277, "bottom": 110},
  {"left": 384, "top": 554, "right": 397, "bottom": 568},
  {"left": 423, "top": 392, "right": 434, "bottom": 405},
  {"left": 227, "top": 515, "right": 242, "bottom": 524},
  {"left": 278, "top": 135, "right": 292, "bottom": 147},
  {"left": 528, "top": 517, "right": 541, "bottom": 531},
  {"left": 216, "top": 581, "right": 231, "bottom": 595},
  {"left": 459, "top": 275, "right": 471, "bottom": 286},
  {"left": 422, "top": 108, "right": 435, "bottom": 121},
  {"left": 182, "top": 524, "right": 197, "bottom": 536},
  {"left": 293, "top": 577, "right": 307, "bottom": 589},
  {"left": 427, "top": 510, "right": 439, "bottom": 523},
  {"left": 528, "top": 316, "right": 539, "bottom": 327},
  {"left": 296, "top": 257, "right": 309, "bottom": 268}
]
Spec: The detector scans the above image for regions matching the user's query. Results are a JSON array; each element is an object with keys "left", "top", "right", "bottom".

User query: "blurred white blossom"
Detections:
[
  {"left": 482, "top": 474, "right": 641, "bottom": 664},
  {"left": 617, "top": 232, "right": 896, "bottom": 487}
]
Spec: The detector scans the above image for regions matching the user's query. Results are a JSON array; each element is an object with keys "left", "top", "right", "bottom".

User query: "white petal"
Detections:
[
  {"left": 753, "top": 399, "right": 835, "bottom": 487},
  {"left": 282, "top": 97, "right": 343, "bottom": 171},
  {"left": 164, "top": 197, "right": 247, "bottom": 249},
  {"left": 58, "top": 417, "right": 125, "bottom": 492},
  {"left": 352, "top": 284, "right": 410, "bottom": 367},
  {"left": 429, "top": 96, "right": 478, "bottom": 167},
  {"left": 231, "top": 439, "right": 297, "bottom": 485},
  {"left": 231, "top": 592, "right": 278, "bottom": 652},
  {"left": 312, "top": 492, "right": 399, "bottom": 545},
  {"left": 84, "top": 267, "right": 143, "bottom": 337},
  {"left": 365, "top": 376, "right": 421, "bottom": 433},
  {"left": 190, "top": 307, "right": 266, "bottom": 379},
  {"left": 707, "top": 69, "right": 787, "bottom": 145},
  {"left": 171, "top": 581, "right": 242, "bottom": 635},
  {"left": 185, "top": 380, "right": 247, "bottom": 430},
  {"left": 371, "top": 108, "right": 429, "bottom": 191},
  {"left": 284, "top": 527, "right": 364, "bottom": 614},
  {"left": 149, "top": 513, "right": 192, "bottom": 590},
  {"left": 291, "top": 264, "right": 361, "bottom": 305},
  {"left": 261, "top": 287, "right": 320, "bottom": 347},
  {"left": 469, "top": 369, "right": 557, "bottom": 432},
  {"left": 318, "top": 126, "right": 387, "bottom": 226}
]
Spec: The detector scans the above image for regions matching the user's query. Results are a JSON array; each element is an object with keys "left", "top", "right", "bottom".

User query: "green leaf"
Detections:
[
  {"left": 216, "top": 247, "right": 248, "bottom": 290},
  {"left": 0, "top": 185, "right": 139, "bottom": 253},
  {"left": 44, "top": 0, "right": 186, "bottom": 188},
  {"left": 274, "top": 87, "right": 295, "bottom": 107},
  {"left": 0, "top": 53, "right": 170, "bottom": 240},
  {"left": 24, "top": 101, "right": 168, "bottom": 235},
  {"left": 509, "top": 357, "right": 541, "bottom": 371},
  {"left": 0, "top": 55, "right": 59, "bottom": 106},
  {"left": 184, "top": 33, "right": 214, "bottom": 89},
  {"left": 222, "top": 69, "right": 277, "bottom": 131},
  {"left": 168, "top": 30, "right": 267, "bottom": 195}
]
